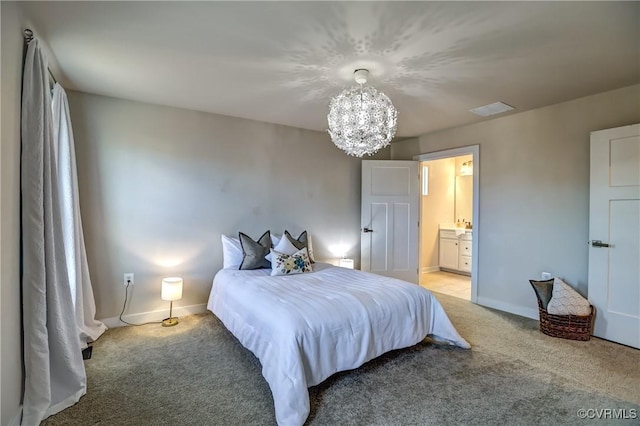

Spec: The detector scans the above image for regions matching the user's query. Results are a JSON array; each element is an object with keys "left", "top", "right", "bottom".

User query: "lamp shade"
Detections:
[{"left": 161, "top": 277, "right": 183, "bottom": 301}]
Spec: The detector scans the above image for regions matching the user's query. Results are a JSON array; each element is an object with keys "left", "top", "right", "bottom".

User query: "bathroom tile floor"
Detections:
[{"left": 420, "top": 271, "right": 471, "bottom": 300}]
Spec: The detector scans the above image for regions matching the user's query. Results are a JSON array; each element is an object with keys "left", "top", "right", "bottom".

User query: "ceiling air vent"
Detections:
[{"left": 469, "top": 101, "right": 514, "bottom": 117}]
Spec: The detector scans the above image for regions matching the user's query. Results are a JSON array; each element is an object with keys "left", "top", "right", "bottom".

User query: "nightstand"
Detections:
[{"left": 339, "top": 258, "right": 354, "bottom": 269}]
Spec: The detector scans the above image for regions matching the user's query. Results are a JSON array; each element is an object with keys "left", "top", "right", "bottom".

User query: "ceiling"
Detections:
[{"left": 17, "top": 1, "right": 640, "bottom": 138}]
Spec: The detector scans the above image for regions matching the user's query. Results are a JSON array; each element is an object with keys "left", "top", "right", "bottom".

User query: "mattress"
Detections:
[{"left": 207, "top": 263, "right": 469, "bottom": 425}]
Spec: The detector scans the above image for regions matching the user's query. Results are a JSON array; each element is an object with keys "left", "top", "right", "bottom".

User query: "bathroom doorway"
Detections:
[{"left": 414, "top": 146, "right": 479, "bottom": 302}]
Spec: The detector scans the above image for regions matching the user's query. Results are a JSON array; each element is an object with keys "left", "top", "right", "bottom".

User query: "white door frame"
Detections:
[{"left": 414, "top": 145, "right": 479, "bottom": 303}]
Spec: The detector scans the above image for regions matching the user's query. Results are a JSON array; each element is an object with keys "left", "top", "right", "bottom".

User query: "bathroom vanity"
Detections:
[{"left": 439, "top": 228, "right": 472, "bottom": 275}]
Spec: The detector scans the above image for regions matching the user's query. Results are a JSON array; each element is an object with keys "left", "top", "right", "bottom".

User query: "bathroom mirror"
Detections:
[{"left": 455, "top": 175, "right": 473, "bottom": 224}]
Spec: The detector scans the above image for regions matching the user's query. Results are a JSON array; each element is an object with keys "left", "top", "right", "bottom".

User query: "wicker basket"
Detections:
[{"left": 537, "top": 300, "right": 594, "bottom": 341}]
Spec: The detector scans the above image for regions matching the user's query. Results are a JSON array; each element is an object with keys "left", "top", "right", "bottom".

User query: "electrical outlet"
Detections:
[
  {"left": 541, "top": 272, "right": 552, "bottom": 280},
  {"left": 124, "top": 273, "right": 134, "bottom": 286}
]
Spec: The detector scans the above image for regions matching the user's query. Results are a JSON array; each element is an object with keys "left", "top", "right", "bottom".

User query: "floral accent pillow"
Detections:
[{"left": 270, "top": 247, "right": 312, "bottom": 276}]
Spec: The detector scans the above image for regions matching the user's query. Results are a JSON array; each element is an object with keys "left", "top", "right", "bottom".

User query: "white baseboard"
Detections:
[
  {"left": 420, "top": 266, "right": 440, "bottom": 274},
  {"left": 476, "top": 296, "right": 539, "bottom": 320},
  {"left": 101, "top": 303, "right": 208, "bottom": 328},
  {"left": 439, "top": 267, "right": 471, "bottom": 276}
]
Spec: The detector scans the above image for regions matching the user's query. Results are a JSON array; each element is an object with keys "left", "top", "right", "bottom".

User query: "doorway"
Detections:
[{"left": 414, "top": 146, "right": 479, "bottom": 303}]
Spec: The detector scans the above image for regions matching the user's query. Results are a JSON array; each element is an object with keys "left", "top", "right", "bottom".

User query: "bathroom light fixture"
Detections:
[
  {"left": 327, "top": 69, "right": 398, "bottom": 157},
  {"left": 422, "top": 166, "right": 429, "bottom": 195},
  {"left": 460, "top": 161, "right": 473, "bottom": 176},
  {"left": 161, "top": 277, "right": 183, "bottom": 327}
]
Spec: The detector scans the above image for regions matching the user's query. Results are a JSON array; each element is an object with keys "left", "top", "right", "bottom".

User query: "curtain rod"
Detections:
[{"left": 23, "top": 28, "right": 58, "bottom": 85}]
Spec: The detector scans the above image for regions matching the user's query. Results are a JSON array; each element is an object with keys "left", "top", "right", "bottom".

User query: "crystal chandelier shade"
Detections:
[{"left": 327, "top": 70, "right": 398, "bottom": 157}]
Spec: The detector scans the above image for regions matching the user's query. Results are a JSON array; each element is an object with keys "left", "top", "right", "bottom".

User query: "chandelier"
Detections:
[{"left": 327, "top": 69, "right": 398, "bottom": 157}]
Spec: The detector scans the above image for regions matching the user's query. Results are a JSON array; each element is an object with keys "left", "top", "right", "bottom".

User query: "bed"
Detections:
[{"left": 207, "top": 263, "right": 470, "bottom": 425}]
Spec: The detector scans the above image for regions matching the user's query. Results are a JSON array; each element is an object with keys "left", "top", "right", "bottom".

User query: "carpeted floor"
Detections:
[{"left": 42, "top": 292, "right": 639, "bottom": 426}]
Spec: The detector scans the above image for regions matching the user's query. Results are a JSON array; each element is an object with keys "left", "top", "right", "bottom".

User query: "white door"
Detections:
[
  {"left": 361, "top": 160, "right": 419, "bottom": 283},
  {"left": 588, "top": 124, "right": 640, "bottom": 349}
]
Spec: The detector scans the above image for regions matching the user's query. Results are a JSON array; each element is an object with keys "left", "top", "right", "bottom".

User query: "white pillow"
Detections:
[
  {"left": 547, "top": 277, "right": 591, "bottom": 316},
  {"left": 270, "top": 247, "right": 313, "bottom": 276},
  {"left": 265, "top": 233, "right": 299, "bottom": 262},
  {"left": 221, "top": 234, "right": 243, "bottom": 269},
  {"left": 271, "top": 233, "right": 282, "bottom": 247}
]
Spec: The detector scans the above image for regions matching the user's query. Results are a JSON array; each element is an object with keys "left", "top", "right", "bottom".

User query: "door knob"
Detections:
[
  {"left": 363, "top": 227, "right": 373, "bottom": 233},
  {"left": 589, "top": 240, "right": 610, "bottom": 248}
]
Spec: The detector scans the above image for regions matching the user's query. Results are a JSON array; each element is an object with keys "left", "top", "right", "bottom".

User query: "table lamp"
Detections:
[{"left": 161, "top": 277, "right": 183, "bottom": 327}]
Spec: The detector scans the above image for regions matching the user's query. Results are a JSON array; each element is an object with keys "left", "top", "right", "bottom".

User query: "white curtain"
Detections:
[
  {"left": 21, "top": 38, "right": 103, "bottom": 425},
  {"left": 51, "top": 83, "right": 107, "bottom": 347}
]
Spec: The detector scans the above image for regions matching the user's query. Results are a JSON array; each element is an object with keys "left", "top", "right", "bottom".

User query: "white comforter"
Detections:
[{"left": 207, "top": 263, "right": 469, "bottom": 425}]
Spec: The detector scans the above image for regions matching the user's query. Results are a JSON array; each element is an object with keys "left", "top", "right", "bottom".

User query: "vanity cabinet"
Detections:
[
  {"left": 439, "top": 230, "right": 472, "bottom": 274},
  {"left": 439, "top": 238, "right": 460, "bottom": 270}
]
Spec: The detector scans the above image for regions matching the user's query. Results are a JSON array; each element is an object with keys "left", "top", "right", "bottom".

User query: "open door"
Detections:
[
  {"left": 361, "top": 160, "right": 419, "bottom": 283},
  {"left": 588, "top": 124, "right": 639, "bottom": 348}
]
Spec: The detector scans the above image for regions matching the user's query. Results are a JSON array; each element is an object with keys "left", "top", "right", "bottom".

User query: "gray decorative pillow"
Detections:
[
  {"left": 284, "top": 230, "right": 315, "bottom": 263},
  {"left": 529, "top": 279, "right": 554, "bottom": 310},
  {"left": 239, "top": 231, "right": 272, "bottom": 270}
]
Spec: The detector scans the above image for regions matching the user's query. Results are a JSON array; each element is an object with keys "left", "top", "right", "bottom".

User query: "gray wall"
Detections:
[
  {"left": 393, "top": 84, "right": 640, "bottom": 317},
  {"left": 67, "top": 91, "right": 390, "bottom": 320},
  {"left": 1, "top": 2, "right": 25, "bottom": 424}
]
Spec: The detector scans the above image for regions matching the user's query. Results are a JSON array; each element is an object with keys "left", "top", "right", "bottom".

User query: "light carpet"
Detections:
[{"left": 42, "top": 292, "right": 640, "bottom": 425}]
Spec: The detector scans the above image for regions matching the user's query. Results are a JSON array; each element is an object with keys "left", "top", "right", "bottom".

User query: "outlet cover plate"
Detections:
[{"left": 124, "top": 273, "right": 134, "bottom": 286}]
